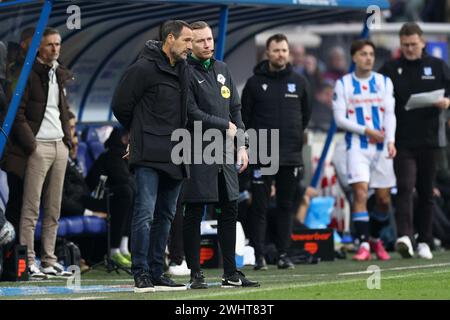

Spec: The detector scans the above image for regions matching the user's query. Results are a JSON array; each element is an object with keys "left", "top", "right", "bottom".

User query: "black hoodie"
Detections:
[
  {"left": 112, "top": 40, "right": 189, "bottom": 179},
  {"left": 241, "top": 60, "right": 311, "bottom": 166},
  {"left": 86, "top": 127, "right": 134, "bottom": 191}
]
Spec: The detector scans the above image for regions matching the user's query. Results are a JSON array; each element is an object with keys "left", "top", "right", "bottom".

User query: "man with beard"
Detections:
[
  {"left": 242, "top": 34, "right": 311, "bottom": 271},
  {"left": 112, "top": 20, "right": 193, "bottom": 293}
]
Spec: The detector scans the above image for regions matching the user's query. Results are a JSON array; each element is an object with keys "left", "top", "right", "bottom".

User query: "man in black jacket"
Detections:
[
  {"left": 112, "top": 20, "right": 192, "bottom": 293},
  {"left": 183, "top": 21, "right": 259, "bottom": 289},
  {"left": 242, "top": 34, "right": 311, "bottom": 270},
  {"left": 379, "top": 22, "right": 450, "bottom": 260}
]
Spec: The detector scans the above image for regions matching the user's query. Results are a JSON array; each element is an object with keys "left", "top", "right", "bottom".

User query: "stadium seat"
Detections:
[
  {"left": 83, "top": 216, "right": 107, "bottom": 234},
  {"left": 63, "top": 216, "right": 85, "bottom": 236},
  {"left": 88, "top": 140, "right": 105, "bottom": 161},
  {"left": 35, "top": 220, "right": 41, "bottom": 239},
  {"left": 82, "top": 126, "right": 100, "bottom": 143},
  {"left": 56, "top": 219, "right": 68, "bottom": 237},
  {"left": 35, "top": 215, "right": 107, "bottom": 240}
]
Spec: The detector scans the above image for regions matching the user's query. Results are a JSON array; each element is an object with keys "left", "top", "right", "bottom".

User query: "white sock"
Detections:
[
  {"left": 111, "top": 248, "right": 120, "bottom": 256},
  {"left": 120, "top": 237, "right": 130, "bottom": 255}
]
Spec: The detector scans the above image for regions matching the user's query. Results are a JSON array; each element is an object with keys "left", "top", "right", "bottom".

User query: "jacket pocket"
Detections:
[{"left": 141, "top": 125, "right": 174, "bottom": 163}]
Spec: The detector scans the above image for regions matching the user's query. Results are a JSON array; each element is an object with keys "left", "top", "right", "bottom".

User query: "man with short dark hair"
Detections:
[
  {"left": 113, "top": 19, "right": 193, "bottom": 293},
  {"left": 242, "top": 33, "right": 311, "bottom": 271},
  {"left": 333, "top": 39, "right": 396, "bottom": 261},
  {"left": 379, "top": 22, "right": 450, "bottom": 260}
]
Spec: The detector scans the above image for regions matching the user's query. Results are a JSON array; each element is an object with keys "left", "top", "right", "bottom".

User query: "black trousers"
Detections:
[
  {"left": 394, "top": 147, "right": 440, "bottom": 245},
  {"left": 5, "top": 172, "right": 24, "bottom": 239},
  {"left": 84, "top": 184, "right": 133, "bottom": 248},
  {"left": 249, "top": 166, "right": 300, "bottom": 259},
  {"left": 168, "top": 192, "right": 185, "bottom": 265},
  {"left": 183, "top": 172, "right": 238, "bottom": 275}
]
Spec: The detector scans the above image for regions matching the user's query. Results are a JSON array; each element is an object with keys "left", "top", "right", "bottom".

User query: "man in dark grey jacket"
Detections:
[
  {"left": 183, "top": 21, "right": 259, "bottom": 289},
  {"left": 112, "top": 20, "right": 192, "bottom": 293}
]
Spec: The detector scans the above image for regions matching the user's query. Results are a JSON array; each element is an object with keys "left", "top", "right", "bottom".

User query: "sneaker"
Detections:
[
  {"left": 370, "top": 239, "right": 390, "bottom": 261},
  {"left": 417, "top": 242, "right": 433, "bottom": 260},
  {"left": 222, "top": 270, "right": 260, "bottom": 288},
  {"left": 122, "top": 252, "right": 132, "bottom": 261},
  {"left": 189, "top": 271, "right": 208, "bottom": 289},
  {"left": 352, "top": 243, "right": 371, "bottom": 261},
  {"left": 134, "top": 272, "right": 155, "bottom": 293},
  {"left": 41, "top": 262, "right": 72, "bottom": 277},
  {"left": 167, "top": 260, "right": 190, "bottom": 276},
  {"left": 111, "top": 252, "right": 132, "bottom": 268},
  {"left": 28, "top": 263, "right": 47, "bottom": 280},
  {"left": 153, "top": 274, "right": 187, "bottom": 291},
  {"left": 395, "top": 236, "right": 414, "bottom": 258},
  {"left": 254, "top": 256, "right": 268, "bottom": 271},
  {"left": 277, "top": 253, "right": 295, "bottom": 269}
]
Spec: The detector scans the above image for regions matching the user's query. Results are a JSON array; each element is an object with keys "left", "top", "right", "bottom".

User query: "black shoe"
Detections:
[
  {"left": 222, "top": 270, "right": 260, "bottom": 288},
  {"left": 254, "top": 256, "right": 268, "bottom": 271},
  {"left": 152, "top": 274, "right": 187, "bottom": 291},
  {"left": 277, "top": 253, "right": 295, "bottom": 269},
  {"left": 134, "top": 272, "right": 155, "bottom": 293},
  {"left": 190, "top": 271, "right": 208, "bottom": 289}
]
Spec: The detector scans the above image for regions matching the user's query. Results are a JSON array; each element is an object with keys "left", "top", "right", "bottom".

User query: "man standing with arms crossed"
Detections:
[
  {"left": 113, "top": 20, "right": 193, "bottom": 293},
  {"left": 379, "top": 22, "right": 450, "bottom": 260}
]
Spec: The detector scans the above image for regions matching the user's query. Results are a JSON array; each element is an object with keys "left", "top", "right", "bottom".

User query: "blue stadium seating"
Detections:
[
  {"left": 35, "top": 216, "right": 106, "bottom": 240},
  {"left": 1, "top": 125, "right": 112, "bottom": 241},
  {"left": 87, "top": 140, "right": 105, "bottom": 162}
]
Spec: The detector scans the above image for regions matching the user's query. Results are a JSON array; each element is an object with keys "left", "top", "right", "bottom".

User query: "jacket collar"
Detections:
[
  {"left": 187, "top": 54, "right": 216, "bottom": 72},
  {"left": 253, "top": 60, "right": 293, "bottom": 78},
  {"left": 33, "top": 58, "right": 74, "bottom": 83},
  {"left": 140, "top": 40, "right": 186, "bottom": 77}
]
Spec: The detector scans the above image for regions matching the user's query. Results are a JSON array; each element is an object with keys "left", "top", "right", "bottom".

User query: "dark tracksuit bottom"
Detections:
[
  {"left": 84, "top": 184, "right": 133, "bottom": 248},
  {"left": 183, "top": 171, "right": 238, "bottom": 276},
  {"left": 249, "top": 166, "right": 299, "bottom": 260},
  {"left": 394, "top": 147, "right": 440, "bottom": 245},
  {"left": 168, "top": 188, "right": 185, "bottom": 265}
]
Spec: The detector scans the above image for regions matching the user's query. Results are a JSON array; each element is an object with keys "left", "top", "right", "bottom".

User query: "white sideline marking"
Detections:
[
  {"left": 14, "top": 263, "right": 450, "bottom": 284},
  {"left": 180, "top": 268, "right": 450, "bottom": 300},
  {"left": 338, "top": 262, "right": 450, "bottom": 276},
  {"left": 22, "top": 273, "right": 317, "bottom": 285},
  {"left": 29, "top": 296, "right": 107, "bottom": 300}
]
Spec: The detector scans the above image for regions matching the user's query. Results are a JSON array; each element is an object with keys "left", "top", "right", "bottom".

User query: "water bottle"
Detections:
[{"left": 92, "top": 175, "right": 108, "bottom": 200}]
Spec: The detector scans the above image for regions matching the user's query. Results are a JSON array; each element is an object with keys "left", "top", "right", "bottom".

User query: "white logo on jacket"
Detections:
[
  {"left": 217, "top": 74, "right": 226, "bottom": 85},
  {"left": 287, "top": 83, "right": 296, "bottom": 93},
  {"left": 422, "top": 66, "right": 435, "bottom": 79}
]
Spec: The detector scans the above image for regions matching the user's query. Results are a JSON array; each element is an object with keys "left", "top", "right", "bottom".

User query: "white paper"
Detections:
[{"left": 404, "top": 89, "right": 445, "bottom": 111}]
